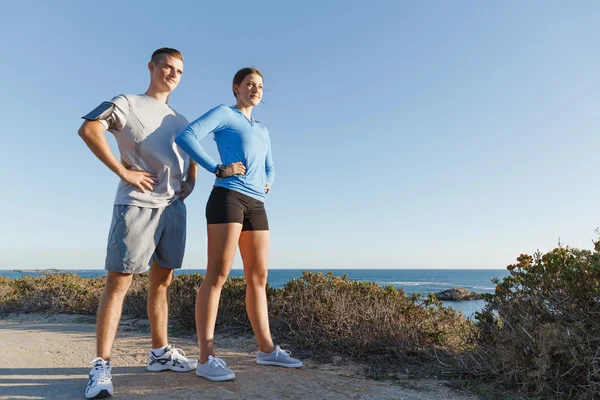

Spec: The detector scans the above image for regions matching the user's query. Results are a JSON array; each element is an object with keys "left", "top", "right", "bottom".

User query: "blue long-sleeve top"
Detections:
[{"left": 175, "top": 105, "right": 274, "bottom": 202}]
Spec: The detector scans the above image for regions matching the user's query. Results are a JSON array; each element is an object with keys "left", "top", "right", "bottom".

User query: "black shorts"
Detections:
[{"left": 206, "top": 186, "right": 269, "bottom": 231}]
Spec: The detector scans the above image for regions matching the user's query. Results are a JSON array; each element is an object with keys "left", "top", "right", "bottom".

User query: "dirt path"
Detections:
[{"left": 0, "top": 315, "right": 480, "bottom": 400}]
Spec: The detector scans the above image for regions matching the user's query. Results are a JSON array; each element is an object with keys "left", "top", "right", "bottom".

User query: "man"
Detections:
[{"left": 78, "top": 48, "right": 198, "bottom": 399}]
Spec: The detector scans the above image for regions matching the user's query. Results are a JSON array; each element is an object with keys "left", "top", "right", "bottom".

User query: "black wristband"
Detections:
[{"left": 215, "top": 164, "right": 226, "bottom": 178}]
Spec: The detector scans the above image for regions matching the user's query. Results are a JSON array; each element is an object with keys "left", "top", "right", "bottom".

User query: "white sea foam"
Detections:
[{"left": 368, "top": 281, "right": 456, "bottom": 286}]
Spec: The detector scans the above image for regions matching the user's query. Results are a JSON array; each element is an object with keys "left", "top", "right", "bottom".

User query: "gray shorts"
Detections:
[{"left": 105, "top": 200, "right": 186, "bottom": 274}]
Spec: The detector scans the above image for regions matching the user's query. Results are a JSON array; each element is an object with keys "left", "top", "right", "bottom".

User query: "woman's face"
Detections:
[{"left": 235, "top": 73, "right": 263, "bottom": 107}]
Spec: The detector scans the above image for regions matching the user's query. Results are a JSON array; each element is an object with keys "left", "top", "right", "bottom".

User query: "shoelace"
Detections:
[
  {"left": 208, "top": 356, "right": 227, "bottom": 369},
  {"left": 169, "top": 347, "right": 188, "bottom": 359},
  {"left": 275, "top": 346, "right": 292, "bottom": 360},
  {"left": 89, "top": 357, "right": 111, "bottom": 380}
]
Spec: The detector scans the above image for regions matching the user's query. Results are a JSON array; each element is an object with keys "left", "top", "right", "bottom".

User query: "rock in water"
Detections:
[{"left": 434, "top": 287, "right": 482, "bottom": 301}]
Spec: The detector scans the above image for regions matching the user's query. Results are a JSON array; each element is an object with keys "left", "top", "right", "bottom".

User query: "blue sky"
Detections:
[{"left": 1, "top": 1, "right": 598, "bottom": 270}]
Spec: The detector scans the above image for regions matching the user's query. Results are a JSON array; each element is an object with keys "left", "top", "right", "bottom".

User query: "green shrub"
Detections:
[
  {"left": 472, "top": 244, "right": 600, "bottom": 399},
  {"left": 0, "top": 270, "right": 479, "bottom": 379},
  {"left": 0, "top": 276, "right": 12, "bottom": 299},
  {"left": 170, "top": 273, "right": 275, "bottom": 333},
  {"left": 0, "top": 274, "right": 104, "bottom": 314},
  {"left": 169, "top": 273, "right": 203, "bottom": 329},
  {"left": 270, "top": 271, "right": 472, "bottom": 362},
  {"left": 121, "top": 274, "right": 150, "bottom": 318}
]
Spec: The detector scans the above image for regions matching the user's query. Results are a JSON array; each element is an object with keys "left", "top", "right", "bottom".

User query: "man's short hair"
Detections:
[{"left": 151, "top": 48, "right": 184, "bottom": 64}]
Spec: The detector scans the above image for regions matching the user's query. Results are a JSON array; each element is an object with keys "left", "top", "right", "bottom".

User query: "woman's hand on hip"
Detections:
[{"left": 222, "top": 162, "right": 246, "bottom": 178}]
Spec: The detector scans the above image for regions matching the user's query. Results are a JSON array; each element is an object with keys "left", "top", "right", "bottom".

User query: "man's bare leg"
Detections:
[
  {"left": 148, "top": 261, "right": 173, "bottom": 348},
  {"left": 96, "top": 272, "right": 133, "bottom": 359}
]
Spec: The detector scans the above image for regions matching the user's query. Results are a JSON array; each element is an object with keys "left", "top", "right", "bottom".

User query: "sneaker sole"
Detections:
[
  {"left": 86, "top": 388, "right": 113, "bottom": 399},
  {"left": 147, "top": 363, "right": 197, "bottom": 372},
  {"left": 196, "top": 371, "right": 236, "bottom": 381},
  {"left": 257, "top": 360, "right": 303, "bottom": 368}
]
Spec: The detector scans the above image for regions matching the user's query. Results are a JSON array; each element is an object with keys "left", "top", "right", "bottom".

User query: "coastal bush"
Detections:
[
  {"left": 270, "top": 271, "right": 473, "bottom": 363},
  {"left": 0, "top": 274, "right": 104, "bottom": 314},
  {"left": 4, "top": 241, "right": 599, "bottom": 397},
  {"left": 0, "top": 277, "right": 11, "bottom": 299},
  {"left": 0, "top": 272, "right": 265, "bottom": 334},
  {"left": 0, "top": 270, "right": 472, "bottom": 366},
  {"left": 121, "top": 274, "right": 150, "bottom": 318},
  {"left": 0, "top": 274, "right": 147, "bottom": 316},
  {"left": 168, "top": 273, "right": 203, "bottom": 329},
  {"left": 469, "top": 242, "right": 600, "bottom": 399},
  {"left": 168, "top": 273, "right": 266, "bottom": 332}
]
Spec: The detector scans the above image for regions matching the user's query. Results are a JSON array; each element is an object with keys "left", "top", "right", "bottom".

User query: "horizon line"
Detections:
[{"left": 0, "top": 267, "right": 508, "bottom": 271}]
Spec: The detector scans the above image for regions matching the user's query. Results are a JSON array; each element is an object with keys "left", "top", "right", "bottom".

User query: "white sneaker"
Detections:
[
  {"left": 147, "top": 344, "right": 198, "bottom": 372},
  {"left": 85, "top": 357, "right": 113, "bottom": 399},
  {"left": 257, "top": 345, "right": 303, "bottom": 368},
  {"left": 196, "top": 355, "right": 236, "bottom": 381}
]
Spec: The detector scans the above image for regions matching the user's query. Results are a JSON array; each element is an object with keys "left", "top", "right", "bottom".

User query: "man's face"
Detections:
[{"left": 149, "top": 55, "right": 183, "bottom": 92}]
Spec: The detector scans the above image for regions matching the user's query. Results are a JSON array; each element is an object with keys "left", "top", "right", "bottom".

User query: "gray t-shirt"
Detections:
[{"left": 97, "top": 94, "right": 190, "bottom": 208}]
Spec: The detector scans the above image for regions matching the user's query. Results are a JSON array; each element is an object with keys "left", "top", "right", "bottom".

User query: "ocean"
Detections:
[{"left": 0, "top": 269, "right": 509, "bottom": 317}]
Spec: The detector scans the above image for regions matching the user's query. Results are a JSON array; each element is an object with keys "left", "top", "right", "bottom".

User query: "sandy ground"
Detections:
[{"left": 0, "top": 314, "right": 482, "bottom": 400}]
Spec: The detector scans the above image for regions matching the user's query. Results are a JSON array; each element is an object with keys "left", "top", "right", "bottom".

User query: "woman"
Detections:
[{"left": 175, "top": 68, "right": 302, "bottom": 381}]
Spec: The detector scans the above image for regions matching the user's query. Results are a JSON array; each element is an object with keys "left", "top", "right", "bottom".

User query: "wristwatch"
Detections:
[{"left": 215, "top": 163, "right": 227, "bottom": 178}]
